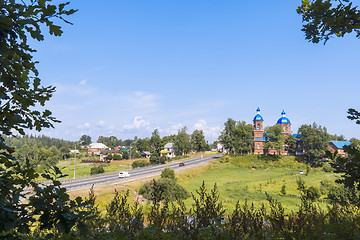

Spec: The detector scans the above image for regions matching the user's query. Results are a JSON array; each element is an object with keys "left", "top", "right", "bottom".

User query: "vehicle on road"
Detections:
[
  {"left": 119, "top": 171, "right": 130, "bottom": 178},
  {"left": 179, "top": 163, "right": 185, "bottom": 167}
]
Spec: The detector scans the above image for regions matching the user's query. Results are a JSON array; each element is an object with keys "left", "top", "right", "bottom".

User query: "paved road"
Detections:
[{"left": 62, "top": 154, "right": 222, "bottom": 191}]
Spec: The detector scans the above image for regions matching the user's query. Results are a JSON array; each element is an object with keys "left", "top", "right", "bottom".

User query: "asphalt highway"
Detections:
[{"left": 61, "top": 154, "right": 222, "bottom": 191}]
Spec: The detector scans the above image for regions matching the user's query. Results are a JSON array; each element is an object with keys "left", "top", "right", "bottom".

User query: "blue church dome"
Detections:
[
  {"left": 277, "top": 109, "right": 290, "bottom": 124},
  {"left": 277, "top": 117, "right": 290, "bottom": 124},
  {"left": 254, "top": 114, "right": 263, "bottom": 121},
  {"left": 253, "top": 107, "right": 263, "bottom": 121}
]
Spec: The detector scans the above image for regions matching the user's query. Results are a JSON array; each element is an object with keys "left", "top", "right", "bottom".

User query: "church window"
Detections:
[
  {"left": 257, "top": 143, "right": 260, "bottom": 149},
  {"left": 283, "top": 126, "right": 286, "bottom": 131},
  {"left": 257, "top": 124, "right": 260, "bottom": 129}
]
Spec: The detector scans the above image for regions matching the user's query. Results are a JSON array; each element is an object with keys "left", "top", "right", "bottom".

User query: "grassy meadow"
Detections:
[
  {"left": 177, "top": 155, "right": 338, "bottom": 213},
  {"left": 68, "top": 154, "right": 339, "bottom": 215}
]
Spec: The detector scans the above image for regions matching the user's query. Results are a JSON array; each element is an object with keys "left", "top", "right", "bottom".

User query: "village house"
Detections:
[
  {"left": 100, "top": 149, "right": 121, "bottom": 161},
  {"left": 88, "top": 143, "right": 109, "bottom": 156},
  {"left": 161, "top": 142, "right": 176, "bottom": 158},
  {"left": 328, "top": 140, "right": 351, "bottom": 156},
  {"left": 141, "top": 151, "right": 151, "bottom": 158}
]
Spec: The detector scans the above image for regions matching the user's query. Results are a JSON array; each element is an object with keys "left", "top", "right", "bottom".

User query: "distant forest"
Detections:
[{"left": 3, "top": 135, "right": 75, "bottom": 171}]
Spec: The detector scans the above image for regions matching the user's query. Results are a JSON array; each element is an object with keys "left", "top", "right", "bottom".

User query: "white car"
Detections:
[{"left": 118, "top": 171, "right": 130, "bottom": 178}]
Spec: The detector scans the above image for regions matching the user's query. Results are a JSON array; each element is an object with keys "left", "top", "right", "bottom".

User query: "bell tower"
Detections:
[{"left": 253, "top": 107, "right": 264, "bottom": 154}]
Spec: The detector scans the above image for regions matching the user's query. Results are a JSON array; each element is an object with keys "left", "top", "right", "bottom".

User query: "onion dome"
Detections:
[
  {"left": 277, "top": 109, "right": 291, "bottom": 124},
  {"left": 253, "top": 107, "right": 263, "bottom": 121}
]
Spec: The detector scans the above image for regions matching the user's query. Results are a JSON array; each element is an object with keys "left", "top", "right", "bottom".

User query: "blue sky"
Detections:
[{"left": 30, "top": 0, "right": 360, "bottom": 142}]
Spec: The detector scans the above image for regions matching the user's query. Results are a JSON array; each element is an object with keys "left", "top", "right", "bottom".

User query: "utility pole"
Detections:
[
  {"left": 74, "top": 142, "right": 76, "bottom": 179},
  {"left": 129, "top": 144, "right": 132, "bottom": 170}
]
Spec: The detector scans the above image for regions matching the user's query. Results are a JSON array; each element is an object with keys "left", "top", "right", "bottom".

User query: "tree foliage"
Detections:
[
  {"left": 298, "top": 123, "right": 330, "bottom": 165},
  {"left": 80, "top": 135, "right": 92, "bottom": 145},
  {"left": 219, "top": 119, "right": 253, "bottom": 154},
  {"left": 191, "top": 129, "right": 207, "bottom": 152},
  {"left": 13, "top": 143, "right": 61, "bottom": 171},
  {"left": 348, "top": 108, "right": 360, "bottom": 124},
  {"left": 135, "top": 137, "right": 151, "bottom": 153},
  {"left": 297, "top": 0, "right": 360, "bottom": 43},
  {"left": 285, "top": 135, "right": 297, "bottom": 154},
  {"left": 0, "top": 0, "right": 78, "bottom": 138},
  {"left": 173, "top": 127, "right": 190, "bottom": 155},
  {"left": 150, "top": 129, "right": 162, "bottom": 154},
  {"left": 97, "top": 136, "right": 121, "bottom": 148},
  {"left": 264, "top": 124, "right": 284, "bottom": 154},
  {"left": 0, "top": 1, "right": 97, "bottom": 238}
]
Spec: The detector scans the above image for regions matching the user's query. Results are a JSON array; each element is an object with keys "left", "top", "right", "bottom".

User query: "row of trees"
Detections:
[{"left": 81, "top": 127, "right": 210, "bottom": 159}]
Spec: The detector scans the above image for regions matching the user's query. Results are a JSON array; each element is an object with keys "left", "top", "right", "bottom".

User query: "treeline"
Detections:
[
  {"left": 84, "top": 127, "right": 211, "bottom": 158},
  {"left": 3, "top": 134, "right": 74, "bottom": 150},
  {"left": 3, "top": 135, "right": 75, "bottom": 171}
]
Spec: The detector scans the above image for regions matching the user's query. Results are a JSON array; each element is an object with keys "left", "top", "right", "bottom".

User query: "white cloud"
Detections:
[
  {"left": 78, "top": 122, "right": 91, "bottom": 129},
  {"left": 97, "top": 120, "right": 105, "bottom": 126},
  {"left": 162, "top": 123, "right": 184, "bottom": 135},
  {"left": 123, "top": 116, "right": 150, "bottom": 131},
  {"left": 192, "top": 120, "right": 221, "bottom": 140}
]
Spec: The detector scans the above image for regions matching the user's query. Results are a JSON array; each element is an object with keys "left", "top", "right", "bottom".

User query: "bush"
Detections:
[
  {"left": 132, "top": 160, "right": 150, "bottom": 168},
  {"left": 90, "top": 165, "right": 105, "bottom": 175},
  {"left": 161, "top": 168, "right": 176, "bottom": 180},
  {"left": 328, "top": 185, "right": 360, "bottom": 205},
  {"left": 138, "top": 178, "right": 190, "bottom": 202},
  {"left": 159, "top": 156, "right": 167, "bottom": 164},
  {"left": 304, "top": 186, "right": 321, "bottom": 201},
  {"left": 112, "top": 154, "right": 121, "bottom": 160},
  {"left": 320, "top": 179, "right": 335, "bottom": 194},
  {"left": 280, "top": 184, "right": 286, "bottom": 195},
  {"left": 322, "top": 163, "right": 333, "bottom": 172},
  {"left": 122, "top": 151, "right": 129, "bottom": 159}
]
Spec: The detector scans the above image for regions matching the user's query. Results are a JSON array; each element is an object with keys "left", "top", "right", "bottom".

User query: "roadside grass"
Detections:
[{"left": 48, "top": 159, "right": 134, "bottom": 181}]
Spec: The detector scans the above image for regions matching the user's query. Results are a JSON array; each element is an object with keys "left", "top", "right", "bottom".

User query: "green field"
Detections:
[
  {"left": 55, "top": 158, "right": 131, "bottom": 179},
  {"left": 176, "top": 155, "right": 338, "bottom": 213}
]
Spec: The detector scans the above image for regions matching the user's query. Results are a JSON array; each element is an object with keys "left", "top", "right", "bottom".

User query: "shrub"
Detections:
[
  {"left": 322, "top": 163, "right": 333, "bottom": 172},
  {"left": 122, "top": 151, "right": 129, "bottom": 159},
  {"left": 138, "top": 178, "right": 190, "bottom": 202},
  {"left": 320, "top": 179, "right": 335, "bottom": 194},
  {"left": 280, "top": 184, "right": 286, "bottom": 195},
  {"left": 304, "top": 186, "right": 321, "bottom": 201},
  {"left": 150, "top": 152, "right": 160, "bottom": 164},
  {"left": 90, "top": 165, "right": 105, "bottom": 175},
  {"left": 112, "top": 154, "right": 121, "bottom": 160},
  {"left": 132, "top": 160, "right": 150, "bottom": 168},
  {"left": 328, "top": 185, "right": 360, "bottom": 205},
  {"left": 159, "top": 156, "right": 167, "bottom": 164},
  {"left": 161, "top": 168, "right": 176, "bottom": 180}
]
